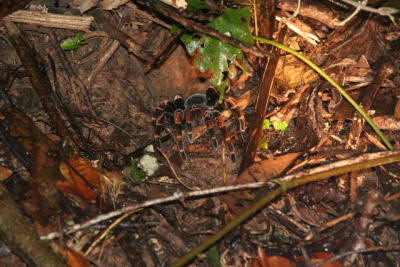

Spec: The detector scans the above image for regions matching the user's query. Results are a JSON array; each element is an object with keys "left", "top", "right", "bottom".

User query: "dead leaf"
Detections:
[
  {"left": 57, "top": 156, "right": 102, "bottom": 203},
  {"left": 395, "top": 98, "right": 400, "bottom": 118},
  {"left": 225, "top": 152, "right": 302, "bottom": 216},
  {"left": 78, "top": 0, "right": 98, "bottom": 13},
  {"left": 0, "top": 165, "right": 12, "bottom": 180},
  {"left": 99, "top": 0, "right": 129, "bottom": 10},
  {"left": 59, "top": 246, "right": 90, "bottom": 267},
  {"left": 252, "top": 247, "right": 296, "bottom": 267},
  {"left": 296, "top": 252, "right": 342, "bottom": 267}
]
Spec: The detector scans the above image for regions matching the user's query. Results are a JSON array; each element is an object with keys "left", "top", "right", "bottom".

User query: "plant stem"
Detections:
[{"left": 252, "top": 36, "right": 394, "bottom": 151}]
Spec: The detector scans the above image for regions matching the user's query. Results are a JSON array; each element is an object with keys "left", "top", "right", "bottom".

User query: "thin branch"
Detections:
[
  {"left": 136, "top": 0, "right": 269, "bottom": 58},
  {"left": 340, "top": 0, "right": 399, "bottom": 16},
  {"left": 41, "top": 150, "right": 400, "bottom": 241}
]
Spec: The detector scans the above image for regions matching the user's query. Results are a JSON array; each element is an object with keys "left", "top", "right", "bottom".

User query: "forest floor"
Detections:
[{"left": 0, "top": 0, "right": 400, "bottom": 266}]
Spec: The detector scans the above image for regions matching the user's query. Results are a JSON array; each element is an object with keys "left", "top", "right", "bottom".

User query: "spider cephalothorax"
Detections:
[{"left": 152, "top": 87, "right": 245, "bottom": 162}]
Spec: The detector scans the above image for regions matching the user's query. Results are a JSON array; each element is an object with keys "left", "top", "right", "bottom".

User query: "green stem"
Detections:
[
  {"left": 252, "top": 36, "right": 393, "bottom": 150},
  {"left": 171, "top": 151, "right": 400, "bottom": 266}
]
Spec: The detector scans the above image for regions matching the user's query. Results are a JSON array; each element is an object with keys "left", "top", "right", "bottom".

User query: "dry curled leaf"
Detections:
[{"left": 57, "top": 156, "right": 102, "bottom": 203}]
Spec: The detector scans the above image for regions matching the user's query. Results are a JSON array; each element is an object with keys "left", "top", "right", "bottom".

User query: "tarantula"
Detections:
[{"left": 152, "top": 87, "right": 245, "bottom": 162}]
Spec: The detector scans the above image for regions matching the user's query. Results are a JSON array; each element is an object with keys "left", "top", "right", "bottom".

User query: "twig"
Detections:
[
  {"left": 156, "top": 147, "right": 197, "bottom": 191},
  {"left": 311, "top": 245, "right": 400, "bottom": 267},
  {"left": 139, "top": 0, "right": 269, "bottom": 58},
  {"left": 339, "top": 0, "right": 399, "bottom": 16},
  {"left": 334, "top": 0, "right": 366, "bottom": 26},
  {"left": 171, "top": 150, "right": 400, "bottom": 267},
  {"left": 3, "top": 10, "right": 94, "bottom": 31},
  {"left": 87, "top": 40, "right": 120, "bottom": 89},
  {"left": 20, "top": 24, "right": 96, "bottom": 115},
  {"left": 5, "top": 22, "right": 73, "bottom": 141},
  {"left": 41, "top": 150, "right": 400, "bottom": 241},
  {"left": 84, "top": 209, "right": 140, "bottom": 256},
  {"left": 91, "top": 9, "right": 152, "bottom": 61},
  {"left": 72, "top": 112, "right": 138, "bottom": 145}
]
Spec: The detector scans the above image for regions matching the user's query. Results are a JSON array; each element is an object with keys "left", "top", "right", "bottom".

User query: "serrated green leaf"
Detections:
[{"left": 187, "top": 0, "right": 210, "bottom": 12}]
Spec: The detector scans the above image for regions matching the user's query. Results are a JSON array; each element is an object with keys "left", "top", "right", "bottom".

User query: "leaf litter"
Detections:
[{"left": 0, "top": 0, "right": 399, "bottom": 266}]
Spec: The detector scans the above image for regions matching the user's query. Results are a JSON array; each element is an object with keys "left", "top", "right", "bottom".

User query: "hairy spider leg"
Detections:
[
  {"left": 216, "top": 114, "right": 236, "bottom": 163},
  {"left": 205, "top": 87, "right": 219, "bottom": 106},
  {"left": 223, "top": 97, "right": 246, "bottom": 132},
  {"left": 173, "top": 95, "right": 187, "bottom": 161},
  {"left": 152, "top": 100, "right": 174, "bottom": 146},
  {"left": 204, "top": 109, "right": 220, "bottom": 149},
  {"left": 185, "top": 107, "right": 206, "bottom": 143},
  {"left": 184, "top": 93, "right": 208, "bottom": 143}
]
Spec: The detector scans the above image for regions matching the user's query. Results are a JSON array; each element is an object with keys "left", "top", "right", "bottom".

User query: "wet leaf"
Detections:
[{"left": 57, "top": 156, "right": 102, "bottom": 203}]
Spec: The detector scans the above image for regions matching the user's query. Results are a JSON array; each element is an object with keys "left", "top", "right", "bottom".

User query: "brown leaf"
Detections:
[
  {"left": 296, "top": 252, "right": 342, "bottom": 267},
  {"left": 57, "top": 156, "right": 102, "bottom": 203},
  {"left": 58, "top": 246, "right": 90, "bottom": 267},
  {"left": 394, "top": 98, "right": 400, "bottom": 118},
  {"left": 0, "top": 165, "right": 12, "bottom": 181},
  {"left": 66, "top": 248, "right": 90, "bottom": 267},
  {"left": 252, "top": 248, "right": 296, "bottom": 267},
  {"left": 225, "top": 152, "right": 302, "bottom": 216}
]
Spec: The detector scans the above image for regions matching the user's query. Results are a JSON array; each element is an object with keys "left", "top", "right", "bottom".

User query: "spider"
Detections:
[{"left": 152, "top": 87, "right": 246, "bottom": 162}]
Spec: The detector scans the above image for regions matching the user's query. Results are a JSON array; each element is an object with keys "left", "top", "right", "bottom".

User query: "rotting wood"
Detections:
[{"left": 3, "top": 10, "right": 93, "bottom": 32}]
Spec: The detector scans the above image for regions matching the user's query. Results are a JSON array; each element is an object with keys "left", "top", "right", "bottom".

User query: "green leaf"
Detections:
[
  {"left": 207, "top": 245, "right": 221, "bottom": 267},
  {"left": 208, "top": 8, "right": 253, "bottom": 45},
  {"left": 180, "top": 8, "right": 252, "bottom": 92},
  {"left": 130, "top": 159, "right": 147, "bottom": 184},
  {"left": 272, "top": 121, "right": 288, "bottom": 131},
  {"left": 258, "top": 137, "right": 269, "bottom": 150},
  {"left": 60, "top": 34, "right": 88, "bottom": 50},
  {"left": 60, "top": 38, "right": 79, "bottom": 50},
  {"left": 263, "top": 119, "right": 288, "bottom": 131},
  {"left": 187, "top": 0, "right": 210, "bottom": 12},
  {"left": 262, "top": 119, "right": 272, "bottom": 130},
  {"left": 169, "top": 25, "right": 180, "bottom": 34},
  {"left": 180, "top": 33, "right": 201, "bottom": 55}
]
